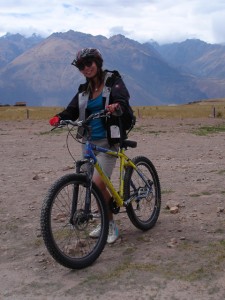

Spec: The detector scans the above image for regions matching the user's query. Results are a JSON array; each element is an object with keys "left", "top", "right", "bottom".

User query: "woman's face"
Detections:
[{"left": 79, "top": 60, "right": 98, "bottom": 79}]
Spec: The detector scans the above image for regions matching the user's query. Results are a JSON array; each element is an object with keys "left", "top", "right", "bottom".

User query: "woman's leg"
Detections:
[
  {"left": 90, "top": 140, "right": 119, "bottom": 243},
  {"left": 92, "top": 173, "right": 113, "bottom": 220}
]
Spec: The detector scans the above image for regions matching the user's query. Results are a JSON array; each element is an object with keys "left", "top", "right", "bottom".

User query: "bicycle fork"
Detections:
[{"left": 69, "top": 159, "right": 94, "bottom": 226}]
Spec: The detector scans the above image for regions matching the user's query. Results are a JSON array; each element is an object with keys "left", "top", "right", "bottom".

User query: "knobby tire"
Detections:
[
  {"left": 40, "top": 173, "right": 109, "bottom": 269},
  {"left": 124, "top": 156, "right": 161, "bottom": 231}
]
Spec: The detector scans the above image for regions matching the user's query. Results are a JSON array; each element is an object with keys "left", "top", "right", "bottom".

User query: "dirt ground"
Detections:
[{"left": 1, "top": 117, "right": 225, "bottom": 300}]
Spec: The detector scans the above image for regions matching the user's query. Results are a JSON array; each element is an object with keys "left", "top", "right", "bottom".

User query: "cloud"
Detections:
[
  {"left": 0, "top": 0, "right": 225, "bottom": 44},
  {"left": 109, "top": 26, "right": 132, "bottom": 37},
  {"left": 212, "top": 11, "right": 225, "bottom": 44}
]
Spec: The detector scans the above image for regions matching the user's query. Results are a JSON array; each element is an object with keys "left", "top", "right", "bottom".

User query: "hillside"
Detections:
[
  {"left": 0, "top": 31, "right": 207, "bottom": 106},
  {"left": 0, "top": 33, "right": 43, "bottom": 68},
  {"left": 153, "top": 39, "right": 225, "bottom": 80}
]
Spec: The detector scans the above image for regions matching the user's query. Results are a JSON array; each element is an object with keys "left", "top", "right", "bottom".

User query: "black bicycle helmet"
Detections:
[{"left": 72, "top": 48, "right": 103, "bottom": 68}]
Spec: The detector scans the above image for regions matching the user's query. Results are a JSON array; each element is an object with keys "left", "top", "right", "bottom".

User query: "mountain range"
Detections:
[{"left": 0, "top": 31, "right": 225, "bottom": 106}]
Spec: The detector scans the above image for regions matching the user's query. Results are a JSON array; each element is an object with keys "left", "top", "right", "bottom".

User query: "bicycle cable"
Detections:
[{"left": 66, "top": 124, "right": 84, "bottom": 161}]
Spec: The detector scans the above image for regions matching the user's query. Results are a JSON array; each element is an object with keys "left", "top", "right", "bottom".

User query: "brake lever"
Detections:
[{"left": 50, "top": 123, "right": 65, "bottom": 131}]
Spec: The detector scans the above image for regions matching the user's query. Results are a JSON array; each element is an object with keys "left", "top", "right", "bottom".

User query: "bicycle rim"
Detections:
[
  {"left": 124, "top": 156, "right": 161, "bottom": 230},
  {"left": 40, "top": 174, "right": 108, "bottom": 269}
]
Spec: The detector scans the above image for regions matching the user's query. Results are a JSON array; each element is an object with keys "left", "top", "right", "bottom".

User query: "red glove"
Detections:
[{"left": 49, "top": 116, "right": 60, "bottom": 126}]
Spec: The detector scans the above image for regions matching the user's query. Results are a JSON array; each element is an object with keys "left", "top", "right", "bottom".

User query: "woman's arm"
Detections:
[
  {"left": 109, "top": 76, "right": 130, "bottom": 112},
  {"left": 56, "top": 93, "right": 80, "bottom": 121}
]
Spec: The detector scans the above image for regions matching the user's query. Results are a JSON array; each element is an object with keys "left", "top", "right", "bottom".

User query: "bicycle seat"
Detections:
[{"left": 121, "top": 140, "right": 137, "bottom": 149}]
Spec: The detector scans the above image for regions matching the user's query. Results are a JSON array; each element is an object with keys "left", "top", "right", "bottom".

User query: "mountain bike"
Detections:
[{"left": 40, "top": 110, "right": 161, "bottom": 269}]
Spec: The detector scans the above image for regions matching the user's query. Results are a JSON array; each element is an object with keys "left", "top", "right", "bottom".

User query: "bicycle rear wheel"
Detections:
[
  {"left": 40, "top": 173, "right": 109, "bottom": 269},
  {"left": 124, "top": 156, "right": 161, "bottom": 231}
]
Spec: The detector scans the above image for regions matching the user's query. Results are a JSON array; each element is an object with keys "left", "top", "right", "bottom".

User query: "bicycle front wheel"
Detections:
[
  {"left": 124, "top": 156, "right": 161, "bottom": 231},
  {"left": 40, "top": 173, "right": 109, "bottom": 269}
]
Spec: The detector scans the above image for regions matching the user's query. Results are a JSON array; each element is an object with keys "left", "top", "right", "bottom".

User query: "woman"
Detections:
[{"left": 49, "top": 48, "right": 131, "bottom": 244}]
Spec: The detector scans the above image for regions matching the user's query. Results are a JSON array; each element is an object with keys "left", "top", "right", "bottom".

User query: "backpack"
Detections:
[{"left": 121, "top": 104, "right": 136, "bottom": 134}]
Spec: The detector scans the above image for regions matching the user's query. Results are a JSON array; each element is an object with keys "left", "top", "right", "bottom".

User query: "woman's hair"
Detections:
[
  {"left": 86, "top": 68, "right": 105, "bottom": 92},
  {"left": 72, "top": 48, "right": 103, "bottom": 68}
]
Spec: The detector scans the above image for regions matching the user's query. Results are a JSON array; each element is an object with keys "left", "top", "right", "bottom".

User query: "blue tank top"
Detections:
[{"left": 87, "top": 93, "right": 106, "bottom": 140}]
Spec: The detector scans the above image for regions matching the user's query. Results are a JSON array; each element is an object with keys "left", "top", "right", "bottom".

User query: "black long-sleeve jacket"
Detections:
[{"left": 57, "top": 70, "right": 130, "bottom": 145}]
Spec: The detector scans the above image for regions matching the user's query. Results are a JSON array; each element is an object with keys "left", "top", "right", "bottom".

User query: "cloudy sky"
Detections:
[{"left": 1, "top": 0, "right": 225, "bottom": 44}]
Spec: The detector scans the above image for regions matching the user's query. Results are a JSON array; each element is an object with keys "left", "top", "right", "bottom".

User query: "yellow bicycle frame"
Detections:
[{"left": 94, "top": 147, "right": 137, "bottom": 207}]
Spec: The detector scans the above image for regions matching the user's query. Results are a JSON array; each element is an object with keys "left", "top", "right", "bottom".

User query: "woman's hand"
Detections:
[
  {"left": 49, "top": 116, "right": 60, "bottom": 126},
  {"left": 106, "top": 103, "right": 121, "bottom": 114}
]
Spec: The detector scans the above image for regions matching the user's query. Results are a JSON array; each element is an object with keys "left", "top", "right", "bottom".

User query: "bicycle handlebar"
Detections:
[{"left": 54, "top": 109, "right": 110, "bottom": 128}]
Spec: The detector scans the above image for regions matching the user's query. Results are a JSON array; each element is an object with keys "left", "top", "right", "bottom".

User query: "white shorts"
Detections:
[{"left": 82, "top": 139, "right": 118, "bottom": 178}]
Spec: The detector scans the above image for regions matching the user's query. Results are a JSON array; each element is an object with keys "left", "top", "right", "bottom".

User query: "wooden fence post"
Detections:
[
  {"left": 26, "top": 109, "right": 29, "bottom": 119},
  {"left": 212, "top": 106, "right": 216, "bottom": 118}
]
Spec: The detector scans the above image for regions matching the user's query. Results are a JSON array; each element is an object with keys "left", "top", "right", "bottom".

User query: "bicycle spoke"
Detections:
[
  {"left": 124, "top": 156, "right": 161, "bottom": 230},
  {"left": 41, "top": 174, "right": 108, "bottom": 269}
]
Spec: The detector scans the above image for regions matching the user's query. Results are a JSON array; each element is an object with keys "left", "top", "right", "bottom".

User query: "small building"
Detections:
[{"left": 14, "top": 102, "right": 27, "bottom": 107}]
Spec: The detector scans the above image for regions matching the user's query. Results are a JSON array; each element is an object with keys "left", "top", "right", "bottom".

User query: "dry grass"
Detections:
[
  {"left": 0, "top": 106, "right": 63, "bottom": 120},
  {"left": 133, "top": 99, "right": 225, "bottom": 119},
  {"left": 0, "top": 98, "right": 225, "bottom": 120}
]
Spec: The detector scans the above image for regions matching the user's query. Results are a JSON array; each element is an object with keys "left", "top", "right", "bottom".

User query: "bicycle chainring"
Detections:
[{"left": 109, "top": 199, "right": 120, "bottom": 214}]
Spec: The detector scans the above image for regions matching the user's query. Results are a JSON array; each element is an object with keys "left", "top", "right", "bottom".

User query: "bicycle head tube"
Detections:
[{"left": 84, "top": 141, "right": 97, "bottom": 163}]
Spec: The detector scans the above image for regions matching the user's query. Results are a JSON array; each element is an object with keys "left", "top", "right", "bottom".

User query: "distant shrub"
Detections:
[{"left": 217, "top": 111, "right": 223, "bottom": 118}]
